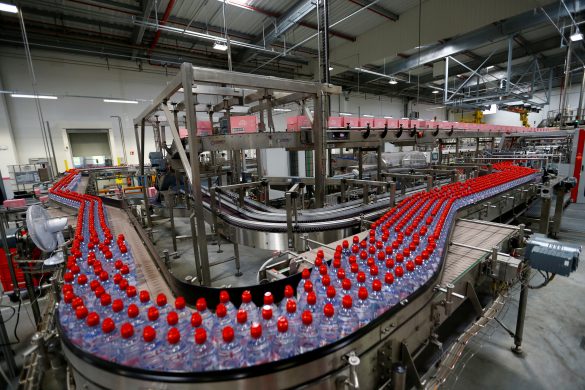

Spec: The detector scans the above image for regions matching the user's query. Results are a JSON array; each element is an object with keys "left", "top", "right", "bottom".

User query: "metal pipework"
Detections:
[{"left": 391, "top": 363, "right": 406, "bottom": 390}]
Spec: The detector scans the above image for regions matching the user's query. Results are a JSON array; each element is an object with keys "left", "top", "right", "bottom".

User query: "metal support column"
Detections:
[
  {"left": 256, "top": 148, "right": 264, "bottom": 178},
  {"left": 376, "top": 145, "right": 383, "bottom": 182},
  {"left": 313, "top": 94, "right": 326, "bottom": 208},
  {"left": 438, "top": 139, "right": 443, "bottom": 164},
  {"left": 506, "top": 36, "right": 513, "bottom": 93},
  {"left": 358, "top": 148, "right": 363, "bottom": 180},
  {"left": 389, "top": 181, "right": 396, "bottom": 207},
  {"left": 183, "top": 64, "right": 211, "bottom": 286},
  {"left": 578, "top": 67, "right": 585, "bottom": 121},
  {"left": 552, "top": 188, "right": 566, "bottom": 237},
  {"left": 539, "top": 194, "right": 551, "bottom": 235},
  {"left": 512, "top": 261, "right": 530, "bottom": 355},
  {"left": 139, "top": 119, "right": 153, "bottom": 229}
]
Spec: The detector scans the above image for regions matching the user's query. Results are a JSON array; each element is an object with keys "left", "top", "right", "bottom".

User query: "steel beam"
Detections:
[
  {"left": 348, "top": 0, "right": 399, "bottom": 21},
  {"left": 382, "top": 2, "right": 585, "bottom": 76}
]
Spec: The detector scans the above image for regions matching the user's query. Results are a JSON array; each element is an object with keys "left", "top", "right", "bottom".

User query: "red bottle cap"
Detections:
[
  {"left": 304, "top": 280, "right": 313, "bottom": 293},
  {"left": 219, "top": 290, "right": 230, "bottom": 304},
  {"left": 121, "top": 323, "right": 134, "bottom": 339},
  {"left": 373, "top": 279, "right": 382, "bottom": 291},
  {"left": 342, "top": 278, "right": 352, "bottom": 291},
  {"left": 147, "top": 307, "right": 159, "bottom": 321},
  {"left": 196, "top": 298, "right": 207, "bottom": 311},
  {"left": 307, "top": 291, "right": 317, "bottom": 306},
  {"left": 139, "top": 290, "right": 150, "bottom": 303},
  {"left": 395, "top": 266, "right": 404, "bottom": 277},
  {"left": 112, "top": 299, "right": 124, "bottom": 313},
  {"left": 167, "top": 328, "right": 180, "bottom": 344},
  {"left": 358, "top": 287, "right": 368, "bottom": 300},
  {"left": 118, "top": 279, "right": 129, "bottom": 291},
  {"left": 222, "top": 326, "right": 235, "bottom": 343},
  {"left": 261, "top": 305, "right": 273, "bottom": 320},
  {"left": 86, "top": 312, "right": 100, "bottom": 327},
  {"left": 277, "top": 317, "right": 288, "bottom": 333},
  {"left": 322, "top": 274, "right": 331, "bottom": 287},
  {"left": 175, "top": 296, "right": 186, "bottom": 310},
  {"left": 195, "top": 328, "right": 207, "bottom": 345},
  {"left": 64, "top": 272, "right": 74, "bottom": 283},
  {"left": 324, "top": 303, "right": 334, "bottom": 317},
  {"left": 216, "top": 304, "right": 227, "bottom": 318},
  {"left": 301, "top": 310, "right": 313, "bottom": 325},
  {"left": 89, "top": 280, "right": 100, "bottom": 291},
  {"left": 286, "top": 299, "right": 297, "bottom": 314},
  {"left": 263, "top": 292, "right": 274, "bottom": 305},
  {"left": 342, "top": 295, "right": 353, "bottom": 309},
  {"left": 236, "top": 309, "right": 247, "bottom": 324},
  {"left": 284, "top": 285, "right": 294, "bottom": 298},
  {"left": 250, "top": 323, "right": 262, "bottom": 339},
  {"left": 191, "top": 312, "right": 202, "bottom": 327},
  {"left": 143, "top": 326, "right": 156, "bottom": 342},
  {"left": 167, "top": 311, "right": 179, "bottom": 325},
  {"left": 75, "top": 306, "right": 88, "bottom": 320},
  {"left": 326, "top": 286, "right": 336, "bottom": 299},
  {"left": 156, "top": 293, "right": 167, "bottom": 307},
  {"left": 127, "top": 304, "right": 139, "bottom": 318},
  {"left": 113, "top": 273, "right": 122, "bottom": 285},
  {"left": 126, "top": 285, "right": 137, "bottom": 298},
  {"left": 101, "top": 318, "right": 115, "bottom": 333},
  {"left": 357, "top": 272, "right": 366, "bottom": 283},
  {"left": 241, "top": 290, "right": 252, "bottom": 303}
]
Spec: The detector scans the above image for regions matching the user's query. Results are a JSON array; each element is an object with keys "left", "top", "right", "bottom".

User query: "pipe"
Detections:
[{"left": 147, "top": 0, "right": 176, "bottom": 59}]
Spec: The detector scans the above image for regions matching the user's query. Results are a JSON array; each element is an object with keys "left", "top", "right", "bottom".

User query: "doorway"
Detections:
[{"left": 67, "top": 129, "right": 113, "bottom": 168}]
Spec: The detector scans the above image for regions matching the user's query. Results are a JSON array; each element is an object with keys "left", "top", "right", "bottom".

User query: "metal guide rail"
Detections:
[{"left": 48, "top": 165, "right": 538, "bottom": 389}]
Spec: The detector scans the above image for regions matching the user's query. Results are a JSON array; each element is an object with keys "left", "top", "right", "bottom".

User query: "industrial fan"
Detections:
[{"left": 25, "top": 204, "right": 68, "bottom": 266}]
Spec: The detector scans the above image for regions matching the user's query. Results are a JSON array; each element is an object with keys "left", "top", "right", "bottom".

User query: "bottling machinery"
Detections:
[{"left": 4, "top": 64, "right": 582, "bottom": 390}]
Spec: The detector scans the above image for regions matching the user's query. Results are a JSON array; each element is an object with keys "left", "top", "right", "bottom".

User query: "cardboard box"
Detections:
[
  {"left": 386, "top": 118, "right": 399, "bottom": 128},
  {"left": 3, "top": 199, "right": 26, "bottom": 209},
  {"left": 230, "top": 116, "right": 257, "bottom": 134},
  {"left": 327, "top": 116, "right": 344, "bottom": 128},
  {"left": 287, "top": 116, "right": 311, "bottom": 132}
]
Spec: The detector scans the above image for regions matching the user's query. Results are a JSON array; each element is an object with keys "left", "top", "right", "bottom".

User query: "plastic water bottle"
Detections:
[
  {"left": 94, "top": 317, "right": 116, "bottom": 361},
  {"left": 164, "top": 328, "right": 187, "bottom": 371},
  {"left": 235, "top": 309, "right": 248, "bottom": 342},
  {"left": 166, "top": 311, "right": 180, "bottom": 336},
  {"left": 298, "top": 311, "right": 319, "bottom": 354},
  {"left": 196, "top": 298, "right": 216, "bottom": 332},
  {"left": 66, "top": 305, "right": 88, "bottom": 345},
  {"left": 110, "top": 299, "right": 125, "bottom": 324},
  {"left": 174, "top": 296, "right": 191, "bottom": 324},
  {"left": 219, "top": 290, "right": 237, "bottom": 318},
  {"left": 215, "top": 304, "right": 234, "bottom": 342},
  {"left": 298, "top": 280, "right": 314, "bottom": 309},
  {"left": 370, "top": 280, "right": 385, "bottom": 316},
  {"left": 156, "top": 293, "right": 169, "bottom": 316},
  {"left": 127, "top": 303, "right": 146, "bottom": 329},
  {"left": 296, "top": 269, "right": 312, "bottom": 300},
  {"left": 354, "top": 287, "right": 373, "bottom": 327},
  {"left": 117, "top": 323, "right": 141, "bottom": 367},
  {"left": 272, "top": 317, "right": 297, "bottom": 361},
  {"left": 283, "top": 299, "right": 300, "bottom": 335},
  {"left": 139, "top": 325, "right": 163, "bottom": 370},
  {"left": 217, "top": 326, "right": 244, "bottom": 370},
  {"left": 319, "top": 303, "right": 339, "bottom": 347},
  {"left": 239, "top": 290, "right": 259, "bottom": 323},
  {"left": 260, "top": 305, "right": 277, "bottom": 342},
  {"left": 338, "top": 295, "right": 358, "bottom": 338},
  {"left": 146, "top": 307, "right": 163, "bottom": 331},
  {"left": 323, "top": 286, "right": 340, "bottom": 309},
  {"left": 80, "top": 312, "right": 102, "bottom": 351},
  {"left": 262, "top": 292, "right": 279, "bottom": 318},
  {"left": 245, "top": 322, "right": 271, "bottom": 366},
  {"left": 192, "top": 328, "right": 218, "bottom": 372}
]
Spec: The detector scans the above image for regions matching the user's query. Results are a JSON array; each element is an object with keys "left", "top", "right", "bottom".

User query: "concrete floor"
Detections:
[{"left": 446, "top": 202, "right": 585, "bottom": 390}]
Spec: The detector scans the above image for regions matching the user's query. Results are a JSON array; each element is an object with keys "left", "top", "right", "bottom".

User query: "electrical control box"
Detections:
[{"left": 525, "top": 234, "right": 581, "bottom": 276}]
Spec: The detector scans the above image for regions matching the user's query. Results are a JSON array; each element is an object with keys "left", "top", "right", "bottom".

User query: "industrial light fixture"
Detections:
[
  {"left": 213, "top": 41, "right": 228, "bottom": 51},
  {"left": 329, "top": 66, "right": 334, "bottom": 71},
  {"left": 388, "top": 78, "right": 398, "bottom": 85},
  {"left": 383, "top": 116, "right": 393, "bottom": 119},
  {"left": 432, "top": 90, "right": 440, "bottom": 94},
  {"left": 11, "top": 94, "right": 57, "bottom": 100},
  {"left": 486, "top": 65, "right": 495, "bottom": 70},
  {"left": 103, "top": 99, "right": 138, "bottom": 104},
  {"left": 570, "top": 31, "right": 583, "bottom": 41},
  {"left": 216, "top": 0, "right": 253, "bottom": 10},
  {"left": 273, "top": 108, "right": 291, "bottom": 112},
  {"left": 0, "top": 2, "right": 18, "bottom": 13},
  {"left": 362, "top": 114, "right": 374, "bottom": 117},
  {"left": 339, "top": 112, "right": 353, "bottom": 116}
]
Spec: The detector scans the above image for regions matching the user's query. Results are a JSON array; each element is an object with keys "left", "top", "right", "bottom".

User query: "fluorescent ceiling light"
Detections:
[
  {"left": 11, "top": 94, "right": 57, "bottom": 100},
  {"left": 103, "top": 99, "right": 138, "bottom": 104},
  {"left": 216, "top": 0, "right": 253, "bottom": 10},
  {"left": 362, "top": 114, "right": 374, "bottom": 117},
  {"left": 339, "top": 112, "right": 352, "bottom": 116},
  {"left": 213, "top": 41, "right": 228, "bottom": 51},
  {"left": 0, "top": 3, "right": 18, "bottom": 13},
  {"left": 486, "top": 65, "right": 495, "bottom": 70},
  {"left": 432, "top": 90, "right": 440, "bottom": 94},
  {"left": 383, "top": 116, "right": 393, "bottom": 119},
  {"left": 273, "top": 108, "right": 291, "bottom": 112},
  {"left": 570, "top": 32, "right": 583, "bottom": 41},
  {"left": 388, "top": 78, "right": 398, "bottom": 85}
]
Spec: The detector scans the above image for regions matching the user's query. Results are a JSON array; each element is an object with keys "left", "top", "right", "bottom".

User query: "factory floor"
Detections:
[{"left": 446, "top": 202, "right": 585, "bottom": 390}]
